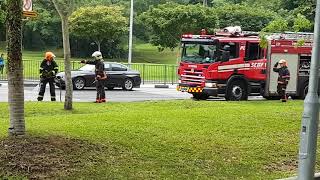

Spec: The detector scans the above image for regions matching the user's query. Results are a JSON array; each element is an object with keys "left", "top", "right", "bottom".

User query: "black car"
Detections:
[{"left": 56, "top": 62, "right": 141, "bottom": 90}]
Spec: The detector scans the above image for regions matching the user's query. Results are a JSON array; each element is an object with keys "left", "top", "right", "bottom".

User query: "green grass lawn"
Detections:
[{"left": 0, "top": 100, "right": 317, "bottom": 179}]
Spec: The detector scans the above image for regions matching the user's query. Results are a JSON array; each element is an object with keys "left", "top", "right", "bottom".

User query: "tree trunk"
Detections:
[
  {"left": 203, "top": 0, "right": 207, "bottom": 6},
  {"left": 7, "top": 0, "right": 25, "bottom": 136},
  {"left": 61, "top": 17, "right": 73, "bottom": 110},
  {"left": 95, "top": 41, "right": 101, "bottom": 51}
]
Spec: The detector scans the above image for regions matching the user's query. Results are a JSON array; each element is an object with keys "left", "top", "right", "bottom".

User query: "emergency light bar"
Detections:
[
  {"left": 268, "top": 32, "right": 314, "bottom": 41},
  {"left": 243, "top": 30, "right": 314, "bottom": 41},
  {"left": 181, "top": 34, "right": 213, "bottom": 39}
]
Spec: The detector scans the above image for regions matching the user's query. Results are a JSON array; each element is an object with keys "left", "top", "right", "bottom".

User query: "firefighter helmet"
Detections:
[
  {"left": 92, "top": 51, "right": 103, "bottom": 60},
  {"left": 279, "top": 59, "right": 288, "bottom": 66},
  {"left": 45, "top": 52, "right": 56, "bottom": 61},
  {"left": 279, "top": 59, "right": 287, "bottom": 64},
  {"left": 222, "top": 45, "right": 231, "bottom": 51}
]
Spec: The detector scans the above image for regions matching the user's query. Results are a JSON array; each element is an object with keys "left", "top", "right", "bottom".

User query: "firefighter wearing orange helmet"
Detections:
[
  {"left": 273, "top": 59, "right": 290, "bottom": 102},
  {"left": 37, "top": 52, "right": 59, "bottom": 101}
]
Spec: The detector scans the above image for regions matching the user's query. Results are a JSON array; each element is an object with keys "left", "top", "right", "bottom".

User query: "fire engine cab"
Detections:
[{"left": 177, "top": 26, "right": 316, "bottom": 100}]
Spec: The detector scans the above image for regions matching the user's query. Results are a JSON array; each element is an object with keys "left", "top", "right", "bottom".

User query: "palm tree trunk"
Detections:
[
  {"left": 61, "top": 16, "right": 73, "bottom": 110},
  {"left": 7, "top": 0, "right": 25, "bottom": 136}
]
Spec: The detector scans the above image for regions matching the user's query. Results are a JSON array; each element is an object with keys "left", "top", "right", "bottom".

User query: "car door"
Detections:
[
  {"left": 109, "top": 63, "right": 128, "bottom": 86},
  {"left": 104, "top": 63, "right": 112, "bottom": 86}
]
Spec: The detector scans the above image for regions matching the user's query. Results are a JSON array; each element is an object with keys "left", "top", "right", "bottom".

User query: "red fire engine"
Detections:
[{"left": 177, "top": 27, "right": 315, "bottom": 100}]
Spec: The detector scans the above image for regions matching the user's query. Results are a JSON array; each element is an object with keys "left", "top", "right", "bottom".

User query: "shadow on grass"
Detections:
[{"left": 0, "top": 135, "right": 109, "bottom": 179}]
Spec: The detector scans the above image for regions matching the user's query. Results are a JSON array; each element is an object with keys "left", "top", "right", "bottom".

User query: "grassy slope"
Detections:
[
  {"left": 0, "top": 100, "right": 316, "bottom": 179},
  {"left": 0, "top": 42, "right": 178, "bottom": 64},
  {"left": 0, "top": 43, "right": 179, "bottom": 81}
]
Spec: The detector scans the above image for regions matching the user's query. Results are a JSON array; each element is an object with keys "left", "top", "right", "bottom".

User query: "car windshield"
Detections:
[
  {"left": 79, "top": 64, "right": 95, "bottom": 71},
  {"left": 181, "top": 43, "right": 218, "bottom": 63}
]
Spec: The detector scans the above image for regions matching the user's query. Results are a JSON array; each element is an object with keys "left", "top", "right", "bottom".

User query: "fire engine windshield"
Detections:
[{"left": 181, "top": 43, "right": 217, "bottom": 63}]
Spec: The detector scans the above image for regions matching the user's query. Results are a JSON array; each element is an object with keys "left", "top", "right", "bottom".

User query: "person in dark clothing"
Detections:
[
  {"left": 81, "top": 51, "right": 107, "bottom": 103},
  {"left": 37, "top": 52, "right": 59, "bottom": 101},
  {"left": 220, "top": 45, "right": 231, "bottom": 61},
  {"left": 273, "top": 59, "right": 290, "bottom": 102}
]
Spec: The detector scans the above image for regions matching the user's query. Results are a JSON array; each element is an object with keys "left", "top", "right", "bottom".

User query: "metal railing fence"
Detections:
[{"left": 0, "top": 60, "right": 179, "bottom": 85}]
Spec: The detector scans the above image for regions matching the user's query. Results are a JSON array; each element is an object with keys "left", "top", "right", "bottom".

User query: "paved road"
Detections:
[
  {"left": 0, "top": 83, "right": 192, "bottom": 102},
  {"left": 0, "top": 83, "right": 266, "bottom": 102}
]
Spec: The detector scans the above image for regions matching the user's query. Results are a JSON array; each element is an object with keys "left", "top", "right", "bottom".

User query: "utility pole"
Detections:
[
  {"left": 128, "top": 0, "right": 133, "bottom": 65},
  {"left": 297, "top": 0, "right": 320, "bottom": 179}
]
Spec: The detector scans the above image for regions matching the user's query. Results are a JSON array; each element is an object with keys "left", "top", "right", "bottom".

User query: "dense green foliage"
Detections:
[
  {"left": 0, "top": 0, "right": 317, "bottom": 56},
  {"left": 140, "top": 3, "right": 218, "bottom": 49},
  {"left": 214, "top": 4, "right": 276, "bottom": 31},
  {"left": 69, "top": 6, "right": 127, "bottom": 58}
]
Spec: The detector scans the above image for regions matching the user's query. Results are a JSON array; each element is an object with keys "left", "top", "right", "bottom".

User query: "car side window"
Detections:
[
  {"left": 219, "top": 42, "right": 239, "bottom": 61},
  {"left": 111, "top": 64, "right": 127, "bottom": 71},
  {"left": 245, "top": 42, "right": 264, "bottom": 61},
  {"left": 104, "top": 63, "right": 111, "bottom": 71}
]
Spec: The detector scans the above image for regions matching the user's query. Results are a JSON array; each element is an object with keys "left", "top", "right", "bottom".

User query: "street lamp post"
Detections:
[
  {"left": 128, "top": 0, "right": 133, "bottom": 65},
  {"left": 297, "top": 0, "right": 320, "bottom": 179}
]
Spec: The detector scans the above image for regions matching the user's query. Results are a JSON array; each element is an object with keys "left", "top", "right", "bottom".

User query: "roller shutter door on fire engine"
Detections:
[{"left": 268, "top": 53, "right": 299, "bottom": 94}]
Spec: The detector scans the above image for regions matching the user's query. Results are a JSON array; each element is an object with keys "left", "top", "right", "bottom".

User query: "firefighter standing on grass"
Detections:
[
  {"left": 37, "top": 52, "right": 59, "bottom": 101},
  {"left": 273, "top": 59, "right": 290, "bottom": 102},
  {"left": 81, "top": 51, "right": 107, "bottom": 103}
]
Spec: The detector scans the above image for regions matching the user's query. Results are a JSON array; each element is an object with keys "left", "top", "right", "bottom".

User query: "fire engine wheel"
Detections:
[
  {"left": 192, "top": 93, "right": 209, "bottom": 100},
  {"left": 225, "top": 81, "right": 248, "bottom": 101},
  {"left": 301, "top": 84, "right": 308, "bottom": 99}
]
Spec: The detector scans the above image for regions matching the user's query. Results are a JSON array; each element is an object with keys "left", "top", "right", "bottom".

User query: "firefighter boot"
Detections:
[{"left": 37, "top": 96, "right": 43, "bottom": 101}]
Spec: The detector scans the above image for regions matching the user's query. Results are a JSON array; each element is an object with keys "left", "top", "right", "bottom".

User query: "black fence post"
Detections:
[
  {"left": 143, "top": 63, "right": 145, "bottom": 85},
  {"left": 164, "top": 65, "right": 167, "bottom": 85}
]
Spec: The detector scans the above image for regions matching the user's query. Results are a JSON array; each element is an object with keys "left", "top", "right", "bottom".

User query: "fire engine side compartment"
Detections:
[{"left": 266, "top": 53, "right": 299, "bottom": 96}]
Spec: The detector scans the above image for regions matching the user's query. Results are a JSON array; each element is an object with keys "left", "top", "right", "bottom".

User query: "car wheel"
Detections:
[
  {"left": 73, "top": 77, "right": 85, "bottom": 90},
  {"left": 225, "top": 80, "right": 248, "bottom": 101},
  {"left": 122, "top": 78, "right": 133, "bottom": 91}
]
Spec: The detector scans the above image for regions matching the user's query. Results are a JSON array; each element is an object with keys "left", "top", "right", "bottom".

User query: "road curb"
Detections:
[
  {"left": 0, "top": 80, "right": 177, "bottom": 89},
  {"left": 154, "top": 84, "right": 169, "bottom": 88},
  {"left": 278, "top": 173, "right": 320, "bottom": 180},
  {"left": 0, "top": 81, "right": 38, "bottom": 87}
]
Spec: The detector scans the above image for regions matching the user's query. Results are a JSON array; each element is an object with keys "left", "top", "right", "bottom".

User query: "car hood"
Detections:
[
  {"left": 127, "top": 70, "right": 140, "bottom": 74},
  {"left": 56, "top": 70, "right": 94, "bottom": 78}
]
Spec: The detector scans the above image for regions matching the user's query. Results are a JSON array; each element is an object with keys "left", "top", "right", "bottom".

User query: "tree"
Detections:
[
  {"left": 7, "top": 0, "right": 25, "bottom": 136},
  {"left": 51, "top": 0, "right": 74, "bottom": 110},
  {"left": 262, "top": 14, "right": 312, "bottom": 33},
  {"left": 23, "top": 0, "right": 62, "bottom": 50},
  {"left": 215, "top": 4, "right": 276, "bottom": 31},
  {"left": 293, "top": 14, "right": 312, "bottom": 32},
  {"left": 140, "top": 3, "right": 219, "bottom": 49},
  {"left": 262, "top": 18, "right": 288, "bottom": 32},
  {"left": 69, "top": 6, "right": 127, "bottom": 51}
]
